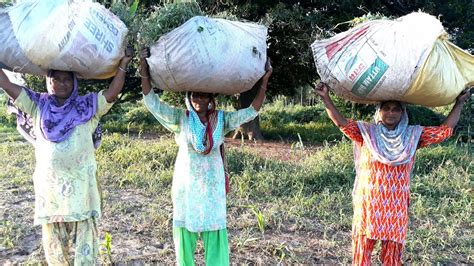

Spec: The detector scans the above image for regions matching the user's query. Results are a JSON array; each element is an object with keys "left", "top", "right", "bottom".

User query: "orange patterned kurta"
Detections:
[{"left": 340, "top": 120, "right": 453, "bottom": 244}]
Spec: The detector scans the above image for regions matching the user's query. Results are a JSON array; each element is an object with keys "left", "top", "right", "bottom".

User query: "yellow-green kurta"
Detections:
[{"left": 14, "top": 88, "right": 112, "bottom": 225}]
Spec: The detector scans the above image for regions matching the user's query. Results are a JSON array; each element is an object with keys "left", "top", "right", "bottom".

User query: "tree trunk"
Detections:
[{"left": 232, "top": 83, "right": 264, "bottom": 141}]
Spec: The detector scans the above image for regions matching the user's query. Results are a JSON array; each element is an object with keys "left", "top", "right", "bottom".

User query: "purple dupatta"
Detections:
[{"left": 7, "top": 71, "right": 102, "bottom": 148}]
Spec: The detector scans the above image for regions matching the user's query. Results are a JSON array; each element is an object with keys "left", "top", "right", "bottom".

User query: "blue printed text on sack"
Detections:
[
  {"left": 351, "top": 57, "right": 389, "bottom": 97},
  {"left": 84, "top": 19, "right": 114, "bottom": 53}
]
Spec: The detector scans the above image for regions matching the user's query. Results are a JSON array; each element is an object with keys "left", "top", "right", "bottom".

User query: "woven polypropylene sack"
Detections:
[
  {"left": 147, "top": 16, "right": 267, "bottom": 95},
  {"left": 0, "top": 10, "right": 44, "bottom": 75},
  {"left": 401, "top": 39, "right": 474, "bottom": 106},
  {"left": 310, "top": 12, "right": 473, "bottom": 106},
  {"left": 1, "top": 0, "right": 127, "bottom": 79}
]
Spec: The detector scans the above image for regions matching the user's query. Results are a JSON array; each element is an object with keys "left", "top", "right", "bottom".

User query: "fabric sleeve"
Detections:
[
  {"left": 223, "top": 105, "right": 259, "bottom": 134},
  {"left": 13, "top": 87, "right": 38, "bottom": 118},
  {"left": 417, "top": 125, "right": 453, "bottom": 149},
  {"left": 95, "top": 90, "right": 114, "bottom": 118},
  {"left": 88, "top": 91, "right": 114, "bottom": 132},
  {"left": 339, "top": 119, "right": 364, "bottom": 144},
  {"left": 143, "top": 89, "right": 184, "bottom": 134}
]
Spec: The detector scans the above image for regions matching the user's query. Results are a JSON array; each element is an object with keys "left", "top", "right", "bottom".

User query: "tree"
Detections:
[{"left": 198, "top": 1, "right": 369, "bottom": 140}]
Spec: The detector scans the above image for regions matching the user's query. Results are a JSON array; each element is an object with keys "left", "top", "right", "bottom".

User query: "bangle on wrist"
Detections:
[
  {"left": 118, "top": 66, "right": 127, "bottom": 73},
  {"left": 139, "top": 73, "right": 150, "bottom": 79}
]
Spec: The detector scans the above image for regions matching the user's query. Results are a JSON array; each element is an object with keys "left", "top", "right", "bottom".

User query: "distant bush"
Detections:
[
  {"left": 2, "top": 88, "right": 470, "bottom": 145},
  {"left": 102, "top": 100, "right": 169, "bottom": 135},
  {"left": 257, "top": 96, "right": 473, "bottom": 143},
  {"left": 407, "top": 105, "right": 444, "bottom": 126},
  {"left": 259, "top": 99, "right": 340, "bottom": 142}
]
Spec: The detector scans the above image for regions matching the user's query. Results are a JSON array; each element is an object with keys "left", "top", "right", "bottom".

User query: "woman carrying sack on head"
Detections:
[
  {"left": 0, "top": 47, "right": 134, "bottom": 265},
  {"left": 139, "top": 47, "right": 272, "bottom": 266},
  {"left": 315, "top": 82, "right": 470, "bottom": 265}
]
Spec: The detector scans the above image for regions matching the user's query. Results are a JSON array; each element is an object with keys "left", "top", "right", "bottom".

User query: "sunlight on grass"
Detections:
[{"left": 0, "top": 97, "right": 471, "bottom": 263}]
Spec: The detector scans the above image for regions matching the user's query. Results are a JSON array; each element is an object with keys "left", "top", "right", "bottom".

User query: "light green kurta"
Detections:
[
  {"left": 144, "top": 90, "right": 258, "bottom": 232},
  {"left": 14, "top": 88, "right": 112, "bottom": 225}
]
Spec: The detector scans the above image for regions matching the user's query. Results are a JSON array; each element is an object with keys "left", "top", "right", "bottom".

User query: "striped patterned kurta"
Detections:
[{"left": 340, "top": 120, "right": 452, "bottom": 244}]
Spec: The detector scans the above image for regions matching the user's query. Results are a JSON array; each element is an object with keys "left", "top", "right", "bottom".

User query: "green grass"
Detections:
[
  {"left": 0, "top": 96, "right": 472, "bottom": 263},
  {"left": 97, "top": 133, "right": 177, "bottom": 193},
  {"left": 258, "top": 99, "right": 344, "bottom": 142},
  {"left": 0, "top": 133, "right": 471, "bottom": 263}
]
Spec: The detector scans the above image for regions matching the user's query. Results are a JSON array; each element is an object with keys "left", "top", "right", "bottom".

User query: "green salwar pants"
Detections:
[{"left": 173, "top": 227, "right": 229, "bottom": 266}]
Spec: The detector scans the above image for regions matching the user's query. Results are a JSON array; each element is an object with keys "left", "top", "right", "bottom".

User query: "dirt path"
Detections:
[
  {"left": 0, "top": 138, "right": 351, "bottom": 265},
  {"left": 1, "top": 187, "right": 351, "bottom": 265},
  {"left": 224, "top": 138, "right": 322, "bottom": 162}
]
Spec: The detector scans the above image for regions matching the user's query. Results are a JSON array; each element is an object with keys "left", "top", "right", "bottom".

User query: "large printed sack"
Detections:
[
  {"left": 0, "top": 10, "right": 44, "bottom": 75},
  {"left": 311, "top": 12, "right": 474, "bottom": 106},
  {"left": 147, "top": 16, "right": 267, "bottom": 95},
  {"left": 0, "top": 0, "right": 127, "bottom": 79}
]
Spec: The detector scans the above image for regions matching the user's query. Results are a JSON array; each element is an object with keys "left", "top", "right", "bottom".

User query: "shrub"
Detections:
[
  {"left": 0, "top": 94, "right": 16, "bottom": 130},
  {"left": 139, "top": 2, "right": 203, "bottom": 46}
]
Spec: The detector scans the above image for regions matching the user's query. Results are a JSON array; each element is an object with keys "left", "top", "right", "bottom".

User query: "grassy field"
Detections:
[{"left": 0, "top": 95, "right": 472, "bottom": 264}]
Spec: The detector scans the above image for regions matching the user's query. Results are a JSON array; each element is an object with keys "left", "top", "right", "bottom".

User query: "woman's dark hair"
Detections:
[
  {"left": 380, "top": 100, "right": 402, "bottom": 110},
  {"left": 48, "top": 70, "right": 74, "bottom": 80},
  {"left": 190, "top": 91, "right": 215, "bottom": 99}
]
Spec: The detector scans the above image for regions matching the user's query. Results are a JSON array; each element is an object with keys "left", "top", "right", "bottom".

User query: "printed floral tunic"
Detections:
[
  {"left": 144, "top": 90, "right": 258, "bottom": 232},
  {"left": 14, "top": 88, "right": 112, "bottom": 225},
  {"left": 340, "top": 120, "right": 452, "bottom": 243}
]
